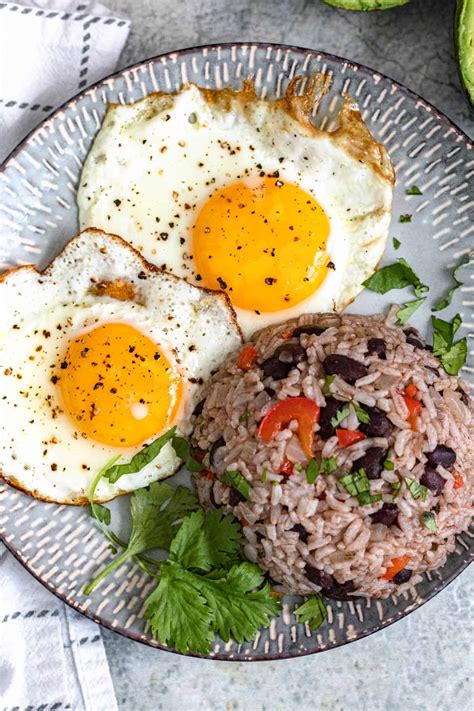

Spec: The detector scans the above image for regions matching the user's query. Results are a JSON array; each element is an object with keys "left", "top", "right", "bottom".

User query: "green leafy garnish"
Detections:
[
  {"left": 391, "top": 480, "right": 402, "bottom": 501},
  {"left": 330, "top": 406, "right": 350, "bottom": 428},
  {"left": 405, "top": 185, "right": 422, "bottom": 195},
  {"left": 88, "top": 455, "right": 120, "bottom": 524},
  {"left": 84, "top": 481, "right": 199, "bottom": 595},
  {"left": 322, "top": 374, "right": 335, "bottom": 396},
  {"left": 239, "top": 410, "right": 250, "bottom": 423},
  {"left": 392, "top": 237, "right": 401, "bottom": 250},
  {"left": 294, "top": 594, "right": 327, "bottom": 632},
  {"left": 340, "top": 468, "right": 382, "bottom": 505},
  {"left": 221, "top": 470, "right": 252, "bottom": 501},
  {"left": 399, "top": 214, "right": 412, "bottom": 223},
  {"left": 261, "top": 467, "right": 268, "bottom": 483},
  {"left": 306, "top": 459, "right": 320, "bottom": 484},
  {"left": 422, "top": 511, "right": 437, "bottom": 533},
  {"left": 352, "top": 402, "right": 370, "bottom": 424},
  {"left": 321, "top": 457, "right": 338, "bottom": 474},
  {"left": 404, "top": 477, "right": 428, "bottom": 501},
  {"left": 104, "top": 427, "right": 177, "bottom": 483},
  {"left": 383, "top": 457, "right": 395, "bottom": 471},
  {"left": 396, "top": 297, "right": 427, "bottom": 324},
  {"left": 144, "top": 510, "right": 280, "bottom": 654},
  {"left": 432, "top": 256, "right": 473, "bottom": 312},
  {"left": 431, "top": 313, "right": 467, "bottom": 375},
  {"left": 363, "top": 258, "right": 428, "bottom": 297},
  {"left": 171, "top": 435, "right": 205, "bottom": 473},
  {"left": 92, "top": 503, "right": 111, "bottom": 525},
  {"left": 294, "top": 463, "right": 304, "bottom": 472}
]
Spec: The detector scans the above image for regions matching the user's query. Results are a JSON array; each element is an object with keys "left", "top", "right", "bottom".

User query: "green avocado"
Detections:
[
  {"left": 455, "top": 0, "right": 474, "bottom": 105},
  {"left": 320, "top": 0, "right": 411, "bottom": 9}
]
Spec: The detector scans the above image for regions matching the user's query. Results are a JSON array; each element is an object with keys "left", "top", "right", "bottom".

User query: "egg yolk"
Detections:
[
  {"left": 193, "top": 178, "right": 330, "bottom": 312},
  {"left": 58, "top": 323, "right": 182, "bottom": 448}
]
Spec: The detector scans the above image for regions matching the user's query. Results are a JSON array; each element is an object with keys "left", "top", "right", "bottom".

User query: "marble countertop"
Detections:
[{"left": 103, "top": 1, "right": 473, "bottom": 709}]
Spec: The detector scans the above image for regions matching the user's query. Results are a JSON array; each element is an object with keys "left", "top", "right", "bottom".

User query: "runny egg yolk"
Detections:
[
  {"left": 58, "top": 323, "right": 182, "bottom": 448},
  {"left": 193, "top": 178, "right": 330, "bottom": 312}
]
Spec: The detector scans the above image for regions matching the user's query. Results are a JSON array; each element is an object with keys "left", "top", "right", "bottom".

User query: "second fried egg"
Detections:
[{"left": 78, "top": 80, "right": 394, "bottom": 335}]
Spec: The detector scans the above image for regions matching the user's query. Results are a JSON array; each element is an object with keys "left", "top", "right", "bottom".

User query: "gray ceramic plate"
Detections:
[{"left": 0, "top": 43, "right": 472, "bottom": 660}]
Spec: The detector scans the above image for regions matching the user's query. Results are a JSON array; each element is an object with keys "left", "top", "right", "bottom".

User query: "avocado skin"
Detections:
[
  {"left": 455, "top": 0, "right": 474, "bottom": 105},
  {"left": 320, "top": 0, "right": 411, "bottom": 9}
]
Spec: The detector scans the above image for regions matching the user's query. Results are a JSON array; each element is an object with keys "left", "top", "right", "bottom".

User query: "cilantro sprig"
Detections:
[
  {"left": 294, "top": 594, "right": 327, "bottom": 631},
  {"left": 431, "top": 313, "right": 467, "bottom": 375},
  {"left": 104, "top": 427, "right": 177, "bottom": 483},
  {"left": 363, "top": 258, "right": 428, "bottom": 298}
]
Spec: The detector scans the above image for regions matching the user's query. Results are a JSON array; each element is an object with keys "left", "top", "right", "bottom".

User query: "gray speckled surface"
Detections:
[{"left": 101, "top": 1, "right": 473, "bottom": 708}]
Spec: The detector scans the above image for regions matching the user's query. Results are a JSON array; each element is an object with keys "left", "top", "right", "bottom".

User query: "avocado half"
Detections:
[
  {"left": 455, "top": 0, "right": 474, "bottom": 105},
  {"left": 320, "top": 0, "right": 411, "bottom": 9}
]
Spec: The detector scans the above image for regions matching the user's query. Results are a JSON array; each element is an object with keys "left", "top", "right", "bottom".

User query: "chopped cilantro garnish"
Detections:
[
  {"left": 432, "top": 256, "right": 473, "bottom": 312},
  {"left": 294, "top": 463, "right": 304, "bottom": 472},
  {"left": 404, "top": 476, "right": 428, "bottom": 501},
  {"left": 405, "top": 185, "right": 422, "bottom": 195},
  {"left": 306, "top": 459, "right": 320, "bottom": 484},
  {"left": 321, "top": 457, "right": 338, "bottom": 474},
  {"left": 422, "top": 511, "right": 437, "bottom": 533},
  {"left": 383, "top": 457, "right": 395, "bottom": 471},
  {"left": 261, "top": 467, "right": 268, "bottom": 483},
  {"left": 340, "top": 468, "right": 381, "bottom": 505},
  {"left": 363, "top": 258, "right": 428, "bottom": 297},
  {"left": 172, "top": 435, "right": 205, "bottom": 473},
  {"left": 399, "top": 214, "right": 412, "bottom": 223},
  {"left": 104, "top": 427, "right": 177, "bottom": 483},
  {"left": 221, "top": 470, "right": 252, "bottom": 501},
  {"left": 92, "top": 503, "right": 111, "bottom": 525},
  {"left": 396, "top": 297, "right": 427, "bottom": 325},
  {"left": 322, "top": 374, "right": 335, "bottom": 396},
  {"left": 352, "top": 402, "right": 370, "bottom": 424},
  {"left": 330, "top": 406, "right": 350, "bottom": 428},
  {"left": 294, "top": 594, "right": 327, "bottom": 631},
  {"left": 431, "top": 313, "right": 467, "bottom": 375},
  {"left": 391, "top": 480, "right": 402, "bottom": 501},
  {"left": 393, "top": 237, "right": 401, "bottom": 250},
  {"left": 239, "top": 410, "right": 250, "bottom": 423}
]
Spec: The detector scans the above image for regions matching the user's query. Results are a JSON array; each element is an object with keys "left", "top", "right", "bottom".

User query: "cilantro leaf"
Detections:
[
  {"left": 171, "top": 435, "right": 205, "bottom": 473},
  {"left": 352, "top": 402, "right": 370, "bottom": 424},
  {"left": 145, "top": 563, "right": 214, "bottom": 655},
  {"left": 383, "top": 457, "right": 395, "bottom": 471},
  {"left": 306, "top": 459, "right": 320, "bottom": 484},
  {"left": 196, "top": 563, "right": 281, "bottom": 644},
  {"left": 357, "top": 491, "right": 382, "bottom": 505},
  {"left": 340, "top": 468, "right": 380, "bottom": 505},
  {"left": 294, "top": 594, "right": 327, "bottom": 632},
  {"left": 431, "top": 314, "right": 467, "bottom": 375},
  {"left": 330, "top": 406, "right": 350, "bottom": 428},
  {"left": 392, "top": 237, "right": 401, "bottom": 250},
  {"left": 399, "top": 214, "right": 412, "bottom": 223},
  {"left": 91, "top": 503, "right": 111, "bottom": 525},
  {"left": 432, "top": 256, "right": 473, "bottom": 312},
  {"left": 322, "top": 375, "right": 335, "bottom": 396},
  {"left": 405, "top": 185, "right": 422, "bottom": 195},
  {"left": 404, "top": 477, "right": 428, "bottom": 501},
  {"left": 440, "top": 338, "right": 467, "bottom": 376},
  {"left": 422, "top": 511, "right": 437, "bottom": 533},
  {"left": 221, "top": 470, "right": 252, "bottom": 501},
  {"left": 321, "top": 457, "right": 338, "bottom": 474},
  {"left": 84, "top": 482, "right": 198, "bottom": 595},
  {"left": 169, "top": 509, "right": 241, "bottom": 572},
  {"left": 362, "top": 258, "right": 427, "bottom": 295},
  {"left": 396, "top": 297, "right": 426, "bottom": 325},
  {"left": 104, "top": 427, "right": 177, "bottom": 483},
  {"left": 391, "top": 480, "right": 402, "bottom": 501}
]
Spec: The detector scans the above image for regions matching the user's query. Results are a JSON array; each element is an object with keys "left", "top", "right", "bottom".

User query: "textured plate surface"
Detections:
[{"left": 0, "top": 43, "right": 472, "bottom": 660}]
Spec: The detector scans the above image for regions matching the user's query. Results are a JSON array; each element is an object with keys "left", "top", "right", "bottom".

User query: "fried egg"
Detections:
[
  {"left": 78, "top": 79, "right": 394, "bottom": 336},
  {"left": 0, "top": 229, "right": 242, "bottom": 504}
]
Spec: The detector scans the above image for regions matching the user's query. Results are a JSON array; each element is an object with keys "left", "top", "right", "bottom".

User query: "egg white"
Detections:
[
  {"left": 0, "top": 229, "right": 242, "bottom": 504},
  {"left": 78, "top": 81, "right": 394, "bottom": 336}
]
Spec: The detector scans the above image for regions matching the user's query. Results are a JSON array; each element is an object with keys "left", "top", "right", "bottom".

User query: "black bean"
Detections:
[
  {"left": 420, "top": 466, "right": 446, "bottom": 496},
  {"left": 209, "top": 485, "right": 222, "bottom": 509},
  {"left": 359, "top": 406, "right": 394, "bottom": 438},
  {"left": 293, "top": 325, "right": 326, "bottom": 337},
  {"left": 392, "top": 568, "right": 412, "bottom": 585},
  {"left": 192, "top": 399, "right": 205, "bottom": 416},
  {"left": 323, "top": 354, "right": 368, "bottom": 385},
  {"left": 264, "top": 386, "right": 275, "bottom": 398},
  {"left": 426, "top": 444, "right": 456, "bottom": 468},
  {"left": 319, "top": 397, "right": 345, "bottom": 440},
  {"left": 305, "top": 565, "right": 335, "bottom": 590},
  {"left": 261, "top": 357, "right": 291, "bottom": 380},
  {"left": 353, "top": 447, "right": 386, "bottom": 480},
  {"left": 323, "top": 580, "right": 360, "bottom": 601},
  {"left": 404, "top": 328, "right": 429, "bottom": 350},
  {"left": 367, "top": 338, "right": 387, "bottom": 360},
  {"left": 228, "top": 486, "right": 246, "bottom": 506},
  {"left": 459, "top": 389, "right": 470, "bottom": 406},
  {"left": 209, "top": 436, "right": 225, "bottom": 467},
  {"left": 274, "top": 342, "right": 307, "bottom": 365},
  {"left": 290, "top": 524, "right": 309, "bottom": 543},
  {"left": 425, "top": 365, "right": 440, "bottom": 377},
  {"left": 370, "top": 503, "right": 399, "bottom": 526}
]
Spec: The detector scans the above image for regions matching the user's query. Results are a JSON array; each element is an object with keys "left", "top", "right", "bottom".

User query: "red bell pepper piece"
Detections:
[
  {"left": 403, "top": 386, "right": 422, "bottom": 431},
  {"left": 381, "top": 555, "right": 410, "bottom": 581},
  {"left": 279, "top": 457, "right": 295, "bottom": 477},
  {"left": 237, "top": 345, "right": 257, "bottom": 371},
  {"left": 258, "top": 397, "right": 320, "bottom": 458},
  {"left": 453, "top": 471, "right": 464, "bottom": 489},
  {"left": 336, "top": 429, "right": 366, "bottom": 448}
]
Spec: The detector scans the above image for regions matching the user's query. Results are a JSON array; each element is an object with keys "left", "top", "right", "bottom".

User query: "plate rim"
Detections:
[{"left": 0, "top": 40, "right": 472, "bottom": 660}]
